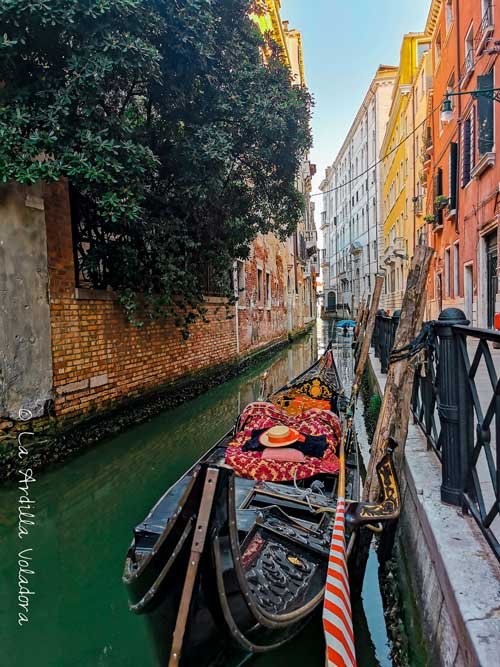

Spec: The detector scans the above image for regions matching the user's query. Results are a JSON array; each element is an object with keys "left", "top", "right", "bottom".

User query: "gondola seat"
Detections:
[{"left": 225, "top": 402, "right": 341, "bottom": 482}]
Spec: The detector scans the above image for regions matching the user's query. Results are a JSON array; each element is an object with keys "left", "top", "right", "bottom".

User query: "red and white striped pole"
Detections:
[{"left": 323, "top": 425, "right": 357, "bottom": 667}]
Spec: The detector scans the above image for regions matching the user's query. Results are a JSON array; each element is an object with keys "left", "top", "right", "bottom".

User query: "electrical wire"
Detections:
[{"left": 310, "top": 97, "right": 445, "bottom": 198}]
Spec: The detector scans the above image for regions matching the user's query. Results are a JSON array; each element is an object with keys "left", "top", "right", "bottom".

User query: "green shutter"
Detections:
[
  {"left": 478, "top": 71, "right": 494, "bottom": 155},
  {"left": 449, "top": 142, "right": 458, "bottom": 209}
]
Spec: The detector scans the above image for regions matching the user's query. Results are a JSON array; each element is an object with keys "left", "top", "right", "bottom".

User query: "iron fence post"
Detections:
[
  {"left": 374, "top": 310, "right": 385, "bottom": 358},
  {"left": 435, "top": 308, "right": 472, "bottom": 506},
  {"left": 380, "top": 317, "right": 388, "bottom": 373},
  {"left": 391, "top": 309, "right": 401, "bottom": 352}
]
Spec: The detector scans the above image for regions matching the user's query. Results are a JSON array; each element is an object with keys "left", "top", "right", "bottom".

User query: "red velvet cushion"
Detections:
[{"left": 261, "top": 447, "right": 305, "bottom": 462}]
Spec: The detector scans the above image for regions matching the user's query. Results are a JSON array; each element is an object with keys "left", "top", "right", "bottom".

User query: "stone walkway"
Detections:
[{"left": 369, "top": 350, "right": 500, "bottom": 666}]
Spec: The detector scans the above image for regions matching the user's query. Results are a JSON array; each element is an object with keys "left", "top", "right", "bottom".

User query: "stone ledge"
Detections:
[
  {"left": 0, "top": 322, "right": 314, "bottom": 481},
  {"left": 368, "top": 350, "right": 500, "bottom": 667}
]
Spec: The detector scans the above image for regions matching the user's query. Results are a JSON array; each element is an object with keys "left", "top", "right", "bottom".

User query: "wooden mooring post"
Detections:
[
  {"left": 354, "top": 275, "right": 384, "bottom": 390},
  {"left": 364, "top": 245, "right": 434, "bottom": 503}
]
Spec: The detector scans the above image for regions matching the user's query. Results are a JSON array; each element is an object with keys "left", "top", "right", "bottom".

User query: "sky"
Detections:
[{"left": 281, "top": 0, "right": 430, "bottom": 207}]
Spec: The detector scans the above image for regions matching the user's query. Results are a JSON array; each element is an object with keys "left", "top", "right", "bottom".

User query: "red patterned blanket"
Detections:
[{"left": 225, "top": 402, "right": 341, "bottom": 482}]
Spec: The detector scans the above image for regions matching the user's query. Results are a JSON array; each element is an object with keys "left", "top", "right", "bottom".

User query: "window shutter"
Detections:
[
  {"left": 461, "top": 118, "right": 471, "bottom": 186},
  {"left": 477, "top": 72, "right": 494, "bottom": 155},
  {"left": 470, "top": 105, "right": 476, "bottom": 167},
  {"left": 433, "top": 168, "right": 444, "bottom": 225},
  {"left": 449, "top": 142, "right": 458, "bottom": 209},
  {"left": 436, "top": 167, "right": 443, "bottom": 195}
]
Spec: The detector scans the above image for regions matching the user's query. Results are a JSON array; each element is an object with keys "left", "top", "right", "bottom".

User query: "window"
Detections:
[
  {"left": 449, "top": 142, "right": 458, "bottom": 210},
  {"left": 435, "top": 32, "right": 442, "bottom": 64},
  {"left": 461, "top": 110, "right": 475, "bottom": 186},
  {"left": 236, "top": 260, "right": 246, "bottom": 303},
  {"left": 418, "top": 42, "right": 430, "bottom": 62},
  {"left": 257, "top": 268, "right": 263, "bottom": 303},
  {"left": 445, "top": 247, "right": 451, "bottom": 297},
  {"left": 453, "top": 242, "right": 460, "bottom": 296},
  {"left": 433, "top": 167, "right": 444, "bottom": 225},
  {"left": 465, "top": 24, "right": 474, "bottom": 73},
  {"left": 266, "top": 271, "right": 271, "bottom": 309},
  {"left": 445, "top": 0, "right": 453, "bottom": 32},
  {"left": 477, "top": 71, "right": 494, "bottom": 155}
]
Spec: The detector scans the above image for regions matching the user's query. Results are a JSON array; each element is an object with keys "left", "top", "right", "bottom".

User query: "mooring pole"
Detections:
[
  {"left": 364, "top": 246, "right": 434, "bottom": 502},
  {"left": 353, "top": 274, "right": 384, "bottom": 391}
]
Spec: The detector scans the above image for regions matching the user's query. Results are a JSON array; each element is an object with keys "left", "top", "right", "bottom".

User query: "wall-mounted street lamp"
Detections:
[{"left": 440, "top": 88, "right": 500, "bottom": 125}]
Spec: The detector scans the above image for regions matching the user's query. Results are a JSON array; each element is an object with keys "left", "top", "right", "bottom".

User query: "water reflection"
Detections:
[{"left": 0, "top": 321, "right": 391, "bottom": 666}]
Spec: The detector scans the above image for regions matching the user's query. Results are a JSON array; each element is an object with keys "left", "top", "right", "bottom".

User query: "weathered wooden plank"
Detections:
[
  {"left": 364, "top": 245, "right": 434, "bottom": 502},
  {"left": 354, "top": 275, "right": 384, "bottom": 391}
]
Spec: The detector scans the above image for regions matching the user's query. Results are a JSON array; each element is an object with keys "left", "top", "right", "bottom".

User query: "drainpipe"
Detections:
[
  {"left": 373, "top": 89, "right": 380, "bottom": 273},
  {"left": 233, "top": 261, "right": 240, "bottom": 354},
  {"left": 412, "top": 74, "right": 417, "bottom": 254}
]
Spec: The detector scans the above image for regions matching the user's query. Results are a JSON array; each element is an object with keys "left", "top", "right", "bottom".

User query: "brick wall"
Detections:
[
  {"left": 42, "top": 182, "right": 301, "bottom": 422},
  {"left": 44, "top": 181, "right": 240, "bottom": 420}
]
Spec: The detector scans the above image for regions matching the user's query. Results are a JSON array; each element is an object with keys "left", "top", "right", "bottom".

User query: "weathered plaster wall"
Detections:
[{"left": 0, "top": 183, "right": 53, "bottom": 419}]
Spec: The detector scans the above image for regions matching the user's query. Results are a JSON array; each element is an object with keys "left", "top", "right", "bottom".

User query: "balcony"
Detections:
[
  {"left": 350, "top": 240, "right": 362, "bottom": 256},
  {"left": 432, "top": 208, "right": 444, "bottom": 232},
  {"left": 305, "top": 229, "right": 318, "bottom": 256},
  {"left": 320, "top": 211, "right": 329, "bottom": 230},
  {"left": 461, "top": 48, "right": 475, "bottom": 88},
  {"left": 382, "top": 237, "right": 407, "bottom": 265},
  {"left": 320, "top": 248, "right": 328, "bottom": 268},
  {"left": 413, "top": 194, "right": 424, "bottom": 215},
  {"left": 475, "top": 4, "right": 494, "bottom": 56},
  {"left": 298, "top": 233, "right": 307, "bottom": 265}
]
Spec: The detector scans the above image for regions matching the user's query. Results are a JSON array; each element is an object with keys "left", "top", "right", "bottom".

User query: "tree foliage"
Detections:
[{"left": 0, "top": 0, "right": 312, "bottom": 331}]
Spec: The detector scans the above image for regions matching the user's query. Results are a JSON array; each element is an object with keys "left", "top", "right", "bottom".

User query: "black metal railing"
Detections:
[
  {"left": 371, "top": 306, "right": 499, "bottom": 561},
  {"left": 411, "top": 308, "right": 500, "bottom": 562},
  {"left": 372, "top": 310, "right": 401, "bottom": 373},
  {"left": 475, "top": 4, "right": 494, "bottom": 53}
]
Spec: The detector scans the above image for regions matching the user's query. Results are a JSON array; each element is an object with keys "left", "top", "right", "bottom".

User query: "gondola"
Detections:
[{"left": 123, "top": 344, "right": 400, "bottom": 666}]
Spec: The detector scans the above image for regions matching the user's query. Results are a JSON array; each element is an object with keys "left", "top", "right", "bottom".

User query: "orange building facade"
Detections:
[{"left": 426, "top": 0, "right": 500, "bottom": 327}]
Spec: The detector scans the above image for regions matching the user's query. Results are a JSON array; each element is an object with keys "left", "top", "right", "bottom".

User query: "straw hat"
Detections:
[{"left": 259, "top": 425, "right": 301, "bottom": 448}]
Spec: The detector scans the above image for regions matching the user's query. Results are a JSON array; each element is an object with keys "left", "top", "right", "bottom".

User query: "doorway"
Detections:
[
  {"left": 486, "top": 231, "right": 498, "bottom": 328},
  {"left": 464, "top": 263, "right": 474, "bottom": 324}
]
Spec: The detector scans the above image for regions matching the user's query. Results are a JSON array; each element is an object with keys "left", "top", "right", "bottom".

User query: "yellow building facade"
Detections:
[
  {"left": 247, "top": 0, "right": 317, "bottom": 329},
  {"left": 380, "top": 33, "right": 430, "bottom": 311}
]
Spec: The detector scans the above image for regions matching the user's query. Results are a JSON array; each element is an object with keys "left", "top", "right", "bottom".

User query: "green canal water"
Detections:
[{"left": 1, "top": 322, "right": 395, "bottom": 666}]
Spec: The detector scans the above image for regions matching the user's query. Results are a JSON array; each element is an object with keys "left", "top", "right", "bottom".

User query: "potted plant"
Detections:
[
  {"left": 434, "top": 195, "right": 449, "bottom": 210},
  {"left": 424, "top": 214, "right": 436, "bottom": 224}
]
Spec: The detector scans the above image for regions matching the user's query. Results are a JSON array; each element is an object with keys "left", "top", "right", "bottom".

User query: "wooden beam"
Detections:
[
  {"left": 354, "top": 294, "right": 371, "bottom": 367},
  {"left": 169, "top": 468, "right": 219, "bottom": 666},
  {"left": 364, "top": 245, "right": 434, "bottom": 502},
  {"left": 353, "top": 274, "right": 384, "bottom": 392}
]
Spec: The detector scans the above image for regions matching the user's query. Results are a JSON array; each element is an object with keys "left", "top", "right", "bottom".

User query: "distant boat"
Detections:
[
  {"left": 123, "top": 344, "right": 400, "bottom": 666},
  {"left": 336, "top": 319, "right": 357, "bottom": 329}
]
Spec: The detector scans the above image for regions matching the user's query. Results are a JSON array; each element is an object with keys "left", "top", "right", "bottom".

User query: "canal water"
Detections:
[{"left": 1, "top": 321, "right": 393, "bottom": 667}]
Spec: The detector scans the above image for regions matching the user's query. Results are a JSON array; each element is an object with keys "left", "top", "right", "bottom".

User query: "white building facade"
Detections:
[{"left": 320, "top": 66, "right": 397, "bottom": 317}]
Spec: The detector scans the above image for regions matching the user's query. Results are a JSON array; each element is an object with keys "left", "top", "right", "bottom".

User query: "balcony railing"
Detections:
[
  {"left": 461, "top": 48, "right": 475, "bottom": 86},
  {"left": 413, "top": 194, "right": 424, "bottom": 214},
  {"left": 475, "top": 4, "right": 494, "bottom": 55}
]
